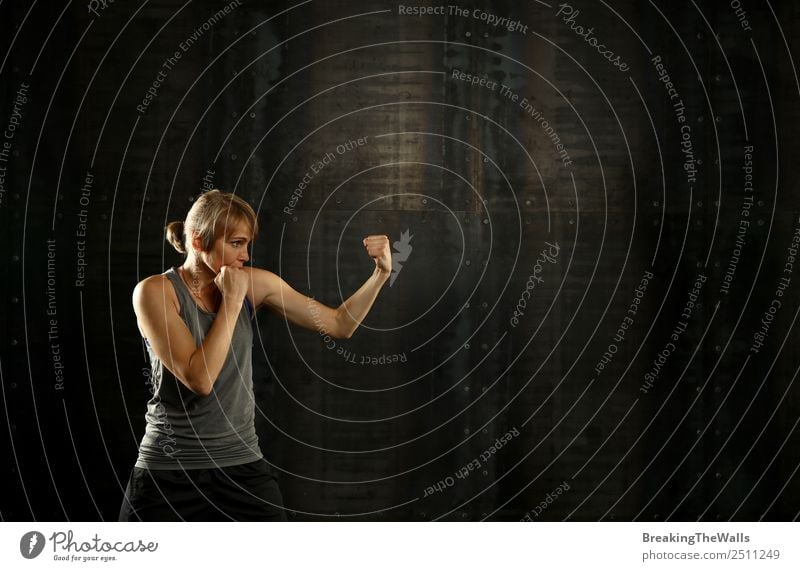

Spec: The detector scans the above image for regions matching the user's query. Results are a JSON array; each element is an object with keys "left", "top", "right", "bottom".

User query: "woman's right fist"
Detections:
[{"left": 214, "top": 266, "right": 249, "bottom": 302}]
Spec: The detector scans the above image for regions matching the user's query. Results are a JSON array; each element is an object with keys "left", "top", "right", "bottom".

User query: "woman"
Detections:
[{"left": 119, "top": 190, "right": 391, "bottom": 521}]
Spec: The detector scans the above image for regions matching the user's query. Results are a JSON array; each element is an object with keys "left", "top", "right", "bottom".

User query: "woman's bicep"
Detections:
[
  {"left": 255, "top": 269, "right": 342, "bottom": 336},
  {"left": 133, "top": 279, "right": 198, "bottom": 383}
]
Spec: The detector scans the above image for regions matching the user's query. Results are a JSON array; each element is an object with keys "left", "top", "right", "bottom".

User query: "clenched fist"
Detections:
[
  {"left": 214, "top": 265, "right": 249, "bottom": 302},
  {"left": 363, "top": 235, "right": 392, "bottom": 275}
]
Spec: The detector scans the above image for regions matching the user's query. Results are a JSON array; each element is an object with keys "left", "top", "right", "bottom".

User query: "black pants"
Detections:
[{"left": 118, "top": 460, "right": 286, "bottom": 521}]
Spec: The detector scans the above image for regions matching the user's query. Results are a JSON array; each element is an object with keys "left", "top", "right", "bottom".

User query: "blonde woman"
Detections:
[{"left": 119, "top": 190, "right": 391, "bottom": 521}]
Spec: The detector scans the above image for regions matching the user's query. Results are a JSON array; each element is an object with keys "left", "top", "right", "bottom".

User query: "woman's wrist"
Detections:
[
  {"left": 219, "top": 294, "right": 245, "bottom": 311},
  {"left": 374, "top": 266, "right": 391, "bottom": 283}
]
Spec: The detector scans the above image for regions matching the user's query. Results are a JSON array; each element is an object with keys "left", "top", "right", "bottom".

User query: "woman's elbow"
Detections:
[
  {"left": 334, "top": 318, "right": 354, "bottom": 339},
  {"left": 192, "top": 384, "right": 213, "bottom": 397},
  {"left": 331, "top": 310, "right": 354, "bottom": 339},
  {"left": 182, "top": 373, "right": 213, "bottom": 397}
]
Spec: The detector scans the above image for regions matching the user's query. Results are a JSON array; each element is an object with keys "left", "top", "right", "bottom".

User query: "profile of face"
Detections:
[{"left": 193, "top": 218, "right": 253, "bottom": 274}]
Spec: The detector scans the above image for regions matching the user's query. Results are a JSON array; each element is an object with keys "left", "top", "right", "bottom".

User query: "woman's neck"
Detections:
[{"left": 180, "top": 257, "right": 216, "bottom": 296}]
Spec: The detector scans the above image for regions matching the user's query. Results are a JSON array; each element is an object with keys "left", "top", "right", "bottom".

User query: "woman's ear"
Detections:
[{"left": 190, "top": 231, "right": 203, "bottom": 252}]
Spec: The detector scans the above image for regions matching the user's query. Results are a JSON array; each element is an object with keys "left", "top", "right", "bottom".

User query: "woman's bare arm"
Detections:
[
  {"left": 247, "top": 235, "right": 392, "bottom": 338},
  {"left": 133, "top": 268, "right": 248, "bottom": 396}
]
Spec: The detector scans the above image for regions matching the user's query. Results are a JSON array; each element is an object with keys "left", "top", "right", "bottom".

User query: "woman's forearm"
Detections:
[
  {"left": 186, "top": 298, "right": 241, "bottom": 395},
  {"left": 336, "top": 267, "right": 390, "bottom": 338}
]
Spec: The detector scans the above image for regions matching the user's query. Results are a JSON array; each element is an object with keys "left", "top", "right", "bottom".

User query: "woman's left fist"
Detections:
[{"left": 362, "top": 235, "right": 392, "bottom": 275}]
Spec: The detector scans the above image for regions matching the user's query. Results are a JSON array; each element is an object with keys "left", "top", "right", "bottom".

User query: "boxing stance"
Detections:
[{"left": 119, "top": 189, "right": 391, "bottom": 521}]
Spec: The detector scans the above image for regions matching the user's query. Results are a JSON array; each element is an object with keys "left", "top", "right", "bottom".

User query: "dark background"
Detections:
[{"left": 1, "top": 0, "right": 799, "bottom": 521}]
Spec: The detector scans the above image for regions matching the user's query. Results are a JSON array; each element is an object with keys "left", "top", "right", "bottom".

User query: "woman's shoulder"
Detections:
[
  {"left": 133, "top": 271, "right": 179, "bottom": 310},
  {"left": 134, "top": 271, "right": 173, "bottom": 292}
]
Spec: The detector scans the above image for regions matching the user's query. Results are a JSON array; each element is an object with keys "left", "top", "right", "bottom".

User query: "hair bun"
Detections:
[{"left": 165, "top": 221, "right": 186, "bottom": 254}]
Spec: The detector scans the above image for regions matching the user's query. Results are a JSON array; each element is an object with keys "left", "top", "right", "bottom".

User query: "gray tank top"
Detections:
[{"left": 135, "top": 267, "right": 263, "bottom": 469}]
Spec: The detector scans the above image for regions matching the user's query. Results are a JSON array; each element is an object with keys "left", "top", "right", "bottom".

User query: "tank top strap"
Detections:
[
  {"left": 164, "top": 266, "right": 196, "bottom": 313},
  {"left": 165, "top": 266, "right": 252, "bottom": 319},
  {"left": 244, "top": 295, "right": 254, "bottom": 320}
]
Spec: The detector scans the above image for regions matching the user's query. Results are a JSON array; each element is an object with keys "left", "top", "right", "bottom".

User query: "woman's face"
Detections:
[{"left": 199, "top": 219, "right": 253, "bottom": 273}]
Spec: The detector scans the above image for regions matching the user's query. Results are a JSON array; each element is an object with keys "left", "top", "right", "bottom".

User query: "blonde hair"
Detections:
[{"left": 165, "top": 189, "right": 259, "bottom": 254}]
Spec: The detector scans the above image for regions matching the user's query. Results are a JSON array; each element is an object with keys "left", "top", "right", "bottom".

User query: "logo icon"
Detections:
[
  {"left": 390, "top": 229, "right": 413, "bottom": 287},
  {"left": 20, "top": 531, "right": 45, "bottom": 559}
]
